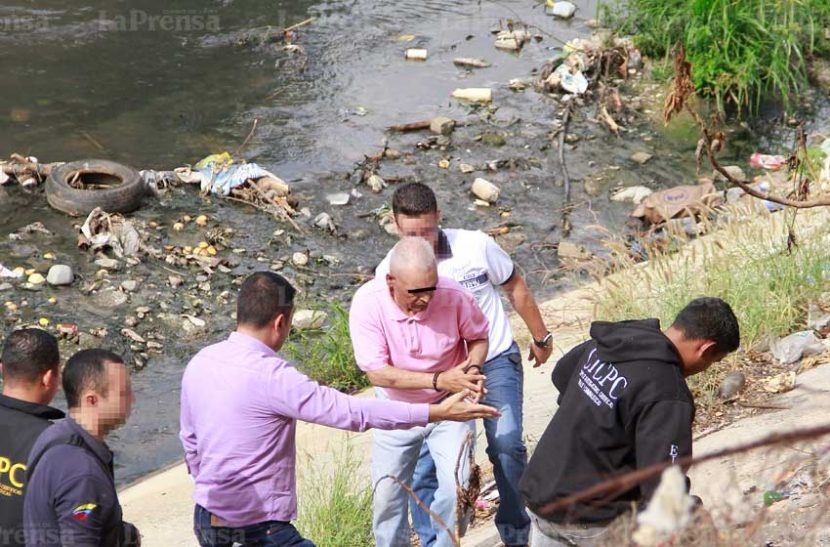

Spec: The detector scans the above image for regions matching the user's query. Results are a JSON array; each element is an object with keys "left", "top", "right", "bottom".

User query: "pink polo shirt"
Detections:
[{"left": 349, "top": 276, "right": 490, "bottom": 403}]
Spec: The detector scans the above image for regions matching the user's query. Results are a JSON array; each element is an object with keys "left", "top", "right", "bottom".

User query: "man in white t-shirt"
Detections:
[{"left": 375, "top": 183, "right": 554, "bottom": 546}]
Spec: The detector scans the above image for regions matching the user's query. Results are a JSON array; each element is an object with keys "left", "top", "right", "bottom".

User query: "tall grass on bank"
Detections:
[
  {"left": 295, "top": 448, "right": 374, "bottom": 547},
  {"left": 593, "top": 207, "right": 830, "bottom": 393},
  {"left": 284, "top": 302, "right": 370, "bottom": 392},
  {"left": 601, "top": 0, "right": 830, "bottom": 114}
]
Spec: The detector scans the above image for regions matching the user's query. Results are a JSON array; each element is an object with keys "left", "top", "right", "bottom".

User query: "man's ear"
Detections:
[
  {"left": 386, "top": 274, "right": 395, "bottom": 288},
  {"left": 696, "top": 339, "right": 717, "bottom": 359},
  {"left": 42, "top": 368, "right": 58, "bottom": 389},
  {"left": 85, "top": 392, "right": 98, "bottom": 407}
]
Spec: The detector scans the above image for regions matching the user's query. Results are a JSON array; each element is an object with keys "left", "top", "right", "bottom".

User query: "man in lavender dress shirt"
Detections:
[{"left": 180, "top": 271, "right": 498, "bottom": 547}]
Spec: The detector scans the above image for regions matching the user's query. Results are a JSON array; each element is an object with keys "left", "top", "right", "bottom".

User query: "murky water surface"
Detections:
[{"left": 0, "top": 0, "right": 827, "bottom": 483}]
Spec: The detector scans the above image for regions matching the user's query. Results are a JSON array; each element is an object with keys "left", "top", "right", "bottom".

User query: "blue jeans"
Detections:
[
  {"left": 410, "top": 344, "right": 530, "bottom": 546},
  {"left": 371, "top": 395, "right": 475, "bottom": 547},
  {"left": 193, "top": 505, "right": 315, "bottom": 547}
]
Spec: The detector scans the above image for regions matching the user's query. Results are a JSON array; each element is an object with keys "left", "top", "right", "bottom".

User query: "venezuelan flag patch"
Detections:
[{"left": 71, "top": 503, "right": 97, "bottom": 520}]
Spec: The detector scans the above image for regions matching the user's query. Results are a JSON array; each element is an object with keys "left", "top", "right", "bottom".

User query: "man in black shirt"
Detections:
[
  {"left": 0, "top": 328, "right": 64, "bottom": 547},
  {"left": 520, "top": 297, "right": 740, "bottom": 546},
  {"left": 24, "top": 349, "right": 140, "bottom": 547}
]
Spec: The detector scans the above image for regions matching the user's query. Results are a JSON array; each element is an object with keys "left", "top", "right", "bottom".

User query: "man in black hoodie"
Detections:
[
  {"left": 0, "top": 329, "right": 64, "bottom": 547},
  {"left": 520, "top": 297, "right": 739, "bottom": 546}
]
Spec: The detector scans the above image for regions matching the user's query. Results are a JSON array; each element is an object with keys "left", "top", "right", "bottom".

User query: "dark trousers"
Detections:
[{"left": 194, "top": 505, "right": 315, "bottom": 547}]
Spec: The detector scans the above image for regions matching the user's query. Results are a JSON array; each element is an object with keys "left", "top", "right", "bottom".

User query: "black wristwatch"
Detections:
[{"left": 533, "top": 332, "right": 553, "bottom": 348}]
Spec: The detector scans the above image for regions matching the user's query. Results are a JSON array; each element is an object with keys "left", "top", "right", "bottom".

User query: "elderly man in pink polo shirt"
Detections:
[{"left": 350, "top": 237, "right": 490, "bottom": 547}]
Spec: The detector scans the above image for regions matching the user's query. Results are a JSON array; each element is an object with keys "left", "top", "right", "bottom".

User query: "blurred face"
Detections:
[
  {"left": 387, "top": 267, "right": 439, "bottom": 316},
  {"left": 394, "top": 212, "right": 441, "bottom": 250},
  {"left": 97, "top": 361, "right": 134, "bottom": 430}
]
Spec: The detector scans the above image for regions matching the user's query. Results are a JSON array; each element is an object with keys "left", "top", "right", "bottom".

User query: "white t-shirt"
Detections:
[{"left": 375, "top": 229, "right": 515, "bottom": 361}]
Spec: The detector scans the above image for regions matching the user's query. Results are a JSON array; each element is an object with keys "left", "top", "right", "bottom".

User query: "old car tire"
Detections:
[{"left": 46, "top": 159, "right": 146, "bottom": 216}]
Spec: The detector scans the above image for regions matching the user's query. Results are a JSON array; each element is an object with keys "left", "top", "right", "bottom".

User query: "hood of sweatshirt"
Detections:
[{"left": 589, "top": 318, "right": 681, "bottom": 366}]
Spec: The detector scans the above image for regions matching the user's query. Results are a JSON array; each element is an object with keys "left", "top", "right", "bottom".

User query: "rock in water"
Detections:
[
  {"left": 471, "top": 178, "right": 500, "bottom": 203},
  {"left": 46, "top": 265, "right": 74, "bottom": 286}
]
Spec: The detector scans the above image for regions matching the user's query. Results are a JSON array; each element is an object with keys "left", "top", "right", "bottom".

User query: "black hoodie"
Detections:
[{"left": 519, "top": 319, "right": 694, "bottom": 524}]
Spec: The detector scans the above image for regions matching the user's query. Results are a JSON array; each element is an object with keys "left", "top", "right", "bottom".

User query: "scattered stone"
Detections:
[
  {"left": 481, "top": 132, "right": 506, "bottom": 147},
  {"left": 717, "top": 371, "right": 746, "bottom": 400},
  {"left": 453, "top": 57, "right": 491, "bottom": 69},
  {"left": 429, "top": 116, "right": 456, "bottom": 136},
  {"left": 195, "top": 215, "right": 209, "bottom": 227},
  {"left": 564, "top": 133, "right": 581, "bottom": 145},
  {"left": 714, "top": 165, "right": 747, "bottom": 183},
  {"left": 366, "top": 174, "right": 387, "bottom": 193},
  {"left": 292, "top": 309, "right": 328, "bottom": 330},
  {"left": 557, "top": 241, "right": 592, "bottom": 260},
  {"left": 326, "top": 192, "right": 350, "bottom": 206},
  {"left": 93, "top": 289, "right": 128, "bottom": 308},
  {"left": 583, "top": 178, "right": 603, "bottom": 197},
  {"left": 383, "top": 149, "right": 402, "bottom": 160},
  {"left": 494, "top": 29, "right": 530, "bottom": 51},
  {"left": 27, "top": 273, "right": 46, "bottom": 285},
  {"left": 121, "top": 280, "right": 138, "bottom": 292},
  {"left": 121, "top": 328, "right": 146, "bottom": 344},
  {"left": 459, "top": 163, "right": 475, "bottom": 174},
  {"left": 584, "top": 19, "right": 601, "bottom": 29},
  {"left": 763, "top": 371, "right": 797, "bottom": 394},
  {"left": 0, "top": 283, "right": 12, "bottom": 292},
  {"left": 168, "top": 275, "right": 183, "bottom": 289},
  {"left": 46, "top": 265, "right": 74, "bottom": 286},
  {"left": 451, "top": 88, "right": 493, "bottom": 103},
  {"left": 124, "top": 316, "right": 139, "bottom": 327},
  {"left": 473, "top": 199, "right": 491, "bottom": 207},
  {"left": 471, "top": 178, "right": 500, "bottom": 203},
  {"left": 314, "top": 213, "right": 336, "bottom": 232},
  {"left": 292, "top": 252, "right": 309, "bottom": 267},
  {"left": 631, "top": 152, "right": 653, "bottom": 165},
  {"left": 94, "top": 257, "right": 122, "bottom": 271},
  {"left": 547, "top": 1, "right": 577, "bottom": 19}
]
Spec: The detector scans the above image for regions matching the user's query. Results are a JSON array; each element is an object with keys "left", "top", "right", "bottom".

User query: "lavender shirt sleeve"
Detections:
[
  {"left": 179, "top": 383, "right": 200, "bottom": 477},
  {"left": 268, "top": 365, "right": 429, "bottom": 430}
]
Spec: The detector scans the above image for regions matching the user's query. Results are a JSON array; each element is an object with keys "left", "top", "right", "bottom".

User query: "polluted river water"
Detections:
[{"left": 1, "top": 0, "right": 828, "bottom": 484}]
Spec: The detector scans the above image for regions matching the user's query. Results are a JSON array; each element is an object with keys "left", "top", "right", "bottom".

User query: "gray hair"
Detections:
[{"left": 389, "top": 237, "right": 436, "bottom": 276}]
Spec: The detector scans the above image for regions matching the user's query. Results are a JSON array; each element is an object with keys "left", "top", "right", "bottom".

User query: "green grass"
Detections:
[
  {"left": 284, "top": 302, "right": 370, "bottom": 393},
  {"left": 295, "top": 448, "right": 373, "bottom": 547},
  {"left": 593, "top": 209, "right": 830, "bottom": 394},
  {"left": 601, "top": 0, "right": 830, "bottom": 115}
]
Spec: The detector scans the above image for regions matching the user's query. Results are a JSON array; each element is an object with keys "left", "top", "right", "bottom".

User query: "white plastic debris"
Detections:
[
  {"left": 405, "top": 48, "right": 428, "bottom": 60},
  {"left": 560, "top": 70, "right": 589, "bottom": 94},
  {"left": 611, "top": 186, "right": 652, "bottom": 204},
  {"left": 632, "top": 466, "right": 695, "bottom": 546},
  {"left": 770, "top": 330, "right": 825, "bottom": 364}
]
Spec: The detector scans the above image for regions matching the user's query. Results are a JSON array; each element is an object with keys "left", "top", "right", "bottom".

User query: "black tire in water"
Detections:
[{"left": 45, "top": 159, "right": 147, "bottom": 216}]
